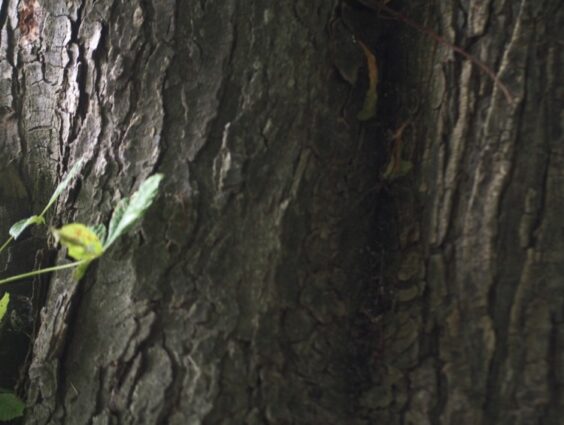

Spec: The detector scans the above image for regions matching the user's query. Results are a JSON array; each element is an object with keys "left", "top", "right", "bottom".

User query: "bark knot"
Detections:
[{"left": 18, "top": 0, "right": 42, "bottom": 42}]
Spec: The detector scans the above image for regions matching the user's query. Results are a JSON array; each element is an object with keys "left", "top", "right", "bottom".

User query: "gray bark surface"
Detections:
[
  {"left": 3, "top": 0, "right": 378, "bottom": 423},
  {"left": 0, "top": 0, "right": 561, "bottom": 424}
]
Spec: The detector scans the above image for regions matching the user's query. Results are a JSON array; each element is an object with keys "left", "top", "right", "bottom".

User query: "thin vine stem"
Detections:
[
  {"left": 0, "top": 260, "right": 85, "bottom": 286},
  {"left": 0, "top": 237, "right": 13, "bottom": 257}
]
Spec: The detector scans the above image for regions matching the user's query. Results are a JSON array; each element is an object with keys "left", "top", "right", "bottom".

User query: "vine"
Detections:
[{"left": 0, "top": 159, "right": 163, "bottom": 421}]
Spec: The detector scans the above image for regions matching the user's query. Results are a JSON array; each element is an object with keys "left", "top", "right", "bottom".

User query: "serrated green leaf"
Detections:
[
  {"left": 52, "top": 223, "right": 104, "bottom": 261},
  {"left": 90, "top": 224, "right": 107, "bottom": 245},
  {"left": 0, "top": 293, "right": 9, "bottom": 322},
  {"left": 104, "top": 174, "right": 163, "bottom": 248},
  {"left": 0, "top": 392, "right": 24, "bottom": 421},
  {"left": 9, "top": 215, "right": 46, "bottom": 240},
  {"left": 41, "top": 158, "right": 85, "bottom": 216},
  {"left": 106, "top": 197, "right": 128, "bottom": 247}
]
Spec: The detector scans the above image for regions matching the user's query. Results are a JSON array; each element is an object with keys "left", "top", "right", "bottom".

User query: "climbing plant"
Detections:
[{"left": 0, "top": 159, "right": 163, "bottom": 421}]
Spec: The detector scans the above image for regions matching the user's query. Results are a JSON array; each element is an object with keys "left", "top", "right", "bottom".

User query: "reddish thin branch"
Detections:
[{"left": 357, "top": 0, "right": 514, "bottom": 104}]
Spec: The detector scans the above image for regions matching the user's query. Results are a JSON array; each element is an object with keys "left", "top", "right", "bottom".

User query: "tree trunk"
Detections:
[
  {"left": 0, "top": 0, "right": 561, "bottom": 424},
  {"left": 362, "top": 1, "right": 564, "bottom": 424}
]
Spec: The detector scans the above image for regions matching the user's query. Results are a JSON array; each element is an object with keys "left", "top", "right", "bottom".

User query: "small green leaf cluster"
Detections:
[
  {"left": 0, "top": 159, "right": 163, "bottom": 421},
  {"left": 49, "top": 173, "right": 163, "bottom": 280}
]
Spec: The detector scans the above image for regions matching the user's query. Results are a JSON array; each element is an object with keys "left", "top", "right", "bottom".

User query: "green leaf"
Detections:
[
  {"left": 104, "top": 174, "right": 163, "bottom": 248},
  {"left": 90, "top": 224, "right": 107, "bottom": 245},
  {"left": 73, "top": 260, "right": 92, "bottom": 281},
  {"left": 52, "top": 224, "right": 104, "bottom": 261},
  {"left": 40, "top": 158, "right": 85, "bottom": 216},
  {"left": 0, "top": 392, "right": 25, "bottom": 421},
  {"left": 106, "top": 198, "right": 128, "bottom": 247},
  {"left": 9, "top": 215, "right": 46, "bottom": 240},
  {"left": 0, "top": 293, "right": 9, "bottom": 322}
]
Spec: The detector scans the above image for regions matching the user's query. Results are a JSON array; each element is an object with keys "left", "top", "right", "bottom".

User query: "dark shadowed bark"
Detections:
[
  {"left": 360, "top": 1, "right": 564, "bottom": 424},
  {"left": 0, "top": 0, "right": 561, "bottom": 424}
]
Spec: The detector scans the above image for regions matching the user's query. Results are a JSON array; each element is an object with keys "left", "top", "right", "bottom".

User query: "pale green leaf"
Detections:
[
  {"left": 0, "top": 392, "right": 25, "bottom": 421},
  {"left": 104, "top": 174, "right": 163, "bottom": 248},
  {"left": 52, "top": 223, "right": 104, "bottom": 261},
  {"left": 106, "top": 198, "right": 128, "bottom": 247},
  {"left": 0, "top": 293, "right": 9, "bottom": 322},
  {"left": 41, "top": 157, "right": 85, "bottom": 216},
  {"left": 9, "top": 215, "right": 45, "bottom": 240},
  {"left": 90, "top": 224, "right": 107, "bottom": 245}
]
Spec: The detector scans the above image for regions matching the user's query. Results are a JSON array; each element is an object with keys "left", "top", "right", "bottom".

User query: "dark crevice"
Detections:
[
  {"left": 53, "top": 271, "right": 93, "bottom": 413},
  {"left": 0, "top": 0, "right": 9, "bottom": 32},
  {"left": 342, "top": 2, "right": 422, "bottom": 423},
  {"left": 71, "top": 1, "right": 89, "bottom": 133},
  {"left": 91, "top": 22, "right": 108, "bottom": 104},
  {"left": 73, "top": 47, "right": 89, "bottom": 129}
]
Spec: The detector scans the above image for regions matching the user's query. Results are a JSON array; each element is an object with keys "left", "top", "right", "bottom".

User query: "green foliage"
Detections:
[
  {"left": 9, "top": 216, "right": 45, "bottom": 240},
  {"left": 7, "top": 158, "right": 85, "bottom": 242},
  {"left": 104, "top": 174, "right": 163, "bottom": 249},
  {"left": 91, "top": 223, "right": 107, "bottom": 246},
  {"left": 73, "top": 260, "right": 92, "bottom": 281},
  {"left": 41, "top": 159, "right": 85, "bottom": 216},
  {"left": 106, "top": 199, "right": 128, "bottom": 248},
  {"left": 0, "top": 293, "right": 9, "bottom": 322},
  {"left": 0, "top": 160, "right": 88, "bottom": 423},
  {"left": 52, "top": 224, "right": 104, "bottom": 261},
  {"left": 49, "top": 173, "right": 163, "bottom": 279},
  {"left": 0, "top": 157, "right": 164, "bottom": 421},
  {"left": 0, "top": 393, "right": 24, "bottom": 421},
  {"left": 0, "top": 170, "right": 163, "bottom": 287}
]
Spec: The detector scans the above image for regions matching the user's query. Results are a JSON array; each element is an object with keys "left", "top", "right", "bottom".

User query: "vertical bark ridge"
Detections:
[{"left": 382, "top": 0, "right": 564, "bottom": 424}]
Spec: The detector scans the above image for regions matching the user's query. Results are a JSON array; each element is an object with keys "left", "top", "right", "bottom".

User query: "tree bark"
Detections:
[
  {"left": 361, "top": 1, "right": 564, "bottom": 424},
  {"left": 4, "top": 0, "right": 378, "bottom": 423},
  {"left": 0, "top": 0, "right": 561, "bottom": 424}
]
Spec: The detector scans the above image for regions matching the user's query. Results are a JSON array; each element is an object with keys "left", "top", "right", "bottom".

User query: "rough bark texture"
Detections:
[
  {"left": 364, "top": 1, "right": 564, "bottom": 424},
  {"left": 0, "top": 0, "right": 561, "bottom": 424},
  {"left": 3, "top": 0, "right": 379, "bottom": 423}
]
